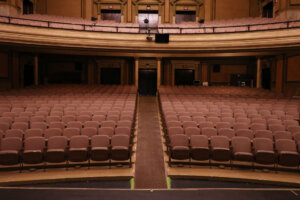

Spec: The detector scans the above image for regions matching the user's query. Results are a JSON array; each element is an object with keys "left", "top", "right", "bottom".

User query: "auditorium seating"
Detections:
[
  {"left": 0, "top": 85, "right": 137, "bottom": 170},
  {"left": 1, "top": 14, "right": 300, "bottom": 34},
  {"left": 159, "top": 86, "right": 300, "bottom": 170}
]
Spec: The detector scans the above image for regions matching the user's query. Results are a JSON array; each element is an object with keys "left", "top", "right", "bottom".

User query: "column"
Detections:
[
  {"left": 87, "top": 61, "right": 94, "bottom": 85},
  {"left": 157, "top": 58, "right": 161, "bottom": 88},
  {"left": 275, "top": 55, "right": 284, "bottom": 93},
  {"left": 164, "top": 0, "right": 170, "bottom": 23},
  {"left": 135, "top": 57, "right": 139, "bottom": 88},
  {"left": 256, "top": 57, "right": 261, "bottom": 88},
  {"left": 34, "top": 55, "right": 38, "bottom": 86},
  {"left": 202, "top": 63, "right": 208, "bottom": 83},
  {"left": 121, "top": 61, "right": 125, "bottom": 85},
  {"left": 97, "top": 66, "right": 101, "bottom": 85},
  {"left": 12, "top": 52, "right": 19, "bottom": 89},
  {"left": 127, "top": 0, "right": 132, "bottom": 22}
]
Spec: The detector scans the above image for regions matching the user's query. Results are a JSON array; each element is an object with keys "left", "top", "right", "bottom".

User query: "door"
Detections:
[
  {"left": 175, "top": 69, "right": 195, "bottom": 85},
  {"left": 138, "top": 69, "right": 157, "bottom": 96},
  {"left": 101, "top": 68, "right": 121, "bottom": 85},
  {"left": 262, "top": 68, "right": 271, "bottom": 90},
  {"left": 24, "top": 64, "right": 34, "bottom": 86}
]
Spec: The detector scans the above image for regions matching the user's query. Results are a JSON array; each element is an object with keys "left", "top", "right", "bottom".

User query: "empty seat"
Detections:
[
  {"left": 115, "top": 127, "right": 131, "bottom": 137},
  {"left": 216, "top": 122, "right": 231, "bottom": 130},
  {"left": 117, "top": 120, "right": 132, "bottom": 129},
  {"left": 253, "top": 138, "right": 276, "bottom": 166},
  {"left": 218, "top": 128, "right": 235, "bottom": 139},
  {"left": 166, "top": 121, "right": 182, "bottom": 129},
  {"left": 68, "top": 135, "right": 89, "bottom": 164},
  {"left": 182, "top": 121, "right": 198, "bottom": 129},
  {"left": 101, "top": 121, "right": 116, "bottom": 129},
  {"left": 254, "top": 130, "right": 273, "bottom": 140},
  {"left": 77, "top": 115, "right": 91, "bottom": 123},
  {"left": 199, "top": 122, "right": 214, "bottom": 129},
  {"left": 269, "top": 124, "right": 285, "bottom": 133},
  {"left": 211, "top": 136, "right": 231, "bottom": 162},
  {"left": 46, "top": 116, "right": 61, "bottom": 124},
  {"left": 30, "top": 122, "right": 47, "bottom": 131},
  {"left": 44, "top": 128, "right": 62, "bottom": 139},
  {"left": 168, "top": 127, "right": 184, "bottom": 138},
  {"left": 0, "top": 122, "right": 10, "bottom": 132},
  {"left": 287, "top": 126, "right": 300, "bottom": 134},
  {"left": 84, "top": 121, "right": 100, "bottom": 129},
  {"left": 184, "top": 127, "right": 200, "bottom": 138},
  {"left": 111, "top": 135, "right": 132, "bottom": 167},
  {"left": 22, "top": 137, "right": 46, "bottom": 165},
  {"left": 81, "top": 127, "right": 97, "bottom": 138},
  {"left": 98, "top": 127, "right": 114, "bottom": 138},
  {"left": 275, "top": 139, "right": 299, "bottom": 167},
  {"left": 49, "top": 121, "right": 65, "bottom": 130},
  {"left": 236, "top": 129, "right": 254, "bottom": 140},
  {"left": 201, "top": 127, "right": 217, "bottom": 139},
  {"left": 250, "top": 123, "right": 267, "bottom": 131},
  {"left": 62, "top": 115, "right": 76, "bottom": 124},
  {"left": 67, "top": 121, "right": 82, "bottom": 130},
  {"left": 169, "top": 134, "right": 190, "bottom": 167},
  {"left": 190, "top": 135, "right": 210, "bottom": 162},
  {"left": 25, "top": 129, "right": 43, "bottom": 139},
  {"left": 231, "top": 137, "right": 253, "bottom": 163},
  {"left": 0, "top": 137, "right": 22, "bottom": 166},
  {"left": 273, "top": 131, "right": 293, "bottom": 140},
  {"left": 5, "top": 129, "right": 23, "bottom": 139},
  {"left": 90, "top": 135, "right": 110, "bottom": 164},
  {"left": 45, "top": 136, "right": 68, "bottom": 164},
  {"left": 12, "top": 122, "right": 28, "bottom": 132},
  {"left": 63, "top": 128, "right": 80, "bottom": 139},
  {"left": 30, "top": 116, "right": 45, "bottom": 123},
  {"left": 92, "top": 115, "right": 106, "bottom": 123}
]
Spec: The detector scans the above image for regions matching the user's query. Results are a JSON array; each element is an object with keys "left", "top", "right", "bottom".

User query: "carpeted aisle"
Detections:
[{"left": 134, "top": 96, "right": 167, "bottom": 189}]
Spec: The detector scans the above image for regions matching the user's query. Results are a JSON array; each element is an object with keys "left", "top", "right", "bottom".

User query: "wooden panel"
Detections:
[
  {"left": 215, "top": 0, "right": 250, "bottom": 19},
  {"left": 290, "top": 0, "right": 300, "bottom": 6},
  {"left": 47, "top": 0, "right": 82, "bottom": 18},
  {"left": 287, "top": 55, "right": 300, "bottom": 81},
  {"left": 210, "top": 65, "right": 247, "bottom": 83},
  {"left": 0, "top": 52, "right": 8, "bottom": 78}
]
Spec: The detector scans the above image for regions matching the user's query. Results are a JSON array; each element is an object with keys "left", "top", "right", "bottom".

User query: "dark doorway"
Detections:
[
  {"left": 263, "top": 2, "right": 273, "bottom": 18},
  {"left": 101, "top": 68, "right": 121, "bottom": 85},
  {"left": 175, "top": 11, "right": 196, "bottom": 24},
  {"left": 24, "top": 64, "right": 34, "bottom": 86},
  {"left": 138, "top": 10, "right": 159, "bottom": 33},
  {"left": 262, "top": 68, "right": 271, "bottom": 90},
  {"left": 138, "top": 69, "right": 157, "bottom": 96},
  {"left": 175, "top": 69, "right": 195, "bottom": 85},
  {"left": 23, "top": 0, "right": 34, "bottom": 15},
  {"left": 101, "top": 10, "right": 121, "bottom": 22}
]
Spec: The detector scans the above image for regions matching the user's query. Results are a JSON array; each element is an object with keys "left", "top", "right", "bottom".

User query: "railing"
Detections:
[{"left": 0, "top": 15, "right": 300, "bottom": 34}]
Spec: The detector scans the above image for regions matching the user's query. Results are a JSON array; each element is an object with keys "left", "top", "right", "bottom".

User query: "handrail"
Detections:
[{"left": 0, "top": 15, "right": 300, "bottom": 34}]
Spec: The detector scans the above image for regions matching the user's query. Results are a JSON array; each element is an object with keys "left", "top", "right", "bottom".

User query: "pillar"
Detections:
[
  {"left": 127, "top": 0, "right": 132, "bottom": 22},
  {"left": 202, "top": 63, "right": 208, "bottom": 83},
  {"left": 164, "top": 0, "right": 170, "bottom": 23},
  {"left": 256, "top": 57, "right": 261, "bottom": 88},
  {"left": 275, "top": 55, "right": 284, "bottom": 93},
  {"left": 157, "top": 58, "right": 161, "bottom": 88},
  {"left": 87, "top": 61, "right": 94, "bottom": 85},
  {"left": 34, "top": 55, "right": 39, "bottom": 86},
  {"left": 135, "top": 57, "right": 139, "bottom": 88}
]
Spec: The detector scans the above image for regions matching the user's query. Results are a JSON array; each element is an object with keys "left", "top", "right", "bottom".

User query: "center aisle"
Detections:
[{"left": 134, "top": 96, "right": 167, "bottom": 189}]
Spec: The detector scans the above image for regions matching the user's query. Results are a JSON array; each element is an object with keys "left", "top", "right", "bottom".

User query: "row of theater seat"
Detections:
[
  {"left": 1, "top": 14, "right": 299, "bottom": 34},
  {"left": 166, "top": 127, "right": 300, "bottom": 143},
  {"left": 168, "top": 135, "right": 299, "bottom": 168},
  {"left": 0, "top": 134, "right": 132, "bottom": 170},
  {"left": 0, "top": 85, "right": 137, "bottom": 170},
  {"left": 158, "top": 86, "right": 300, "bottom": 170}
]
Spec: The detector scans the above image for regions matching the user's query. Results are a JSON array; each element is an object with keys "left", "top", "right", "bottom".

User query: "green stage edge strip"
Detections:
[
  {"left": 130, "top": 178, "right": 135, "bottom": 189},
  {"left": 167, "top": 177, "right": 171, "bottom": 189}
]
